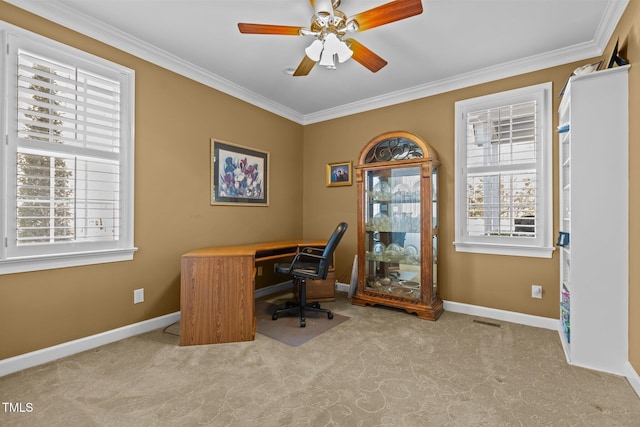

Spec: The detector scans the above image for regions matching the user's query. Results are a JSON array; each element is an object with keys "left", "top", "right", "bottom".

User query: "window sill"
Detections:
[
  {"left": 0, "top": 247, "right": 138, "bottom": 275},
  {"left": 453, "top": 241, "right": 555, "bottom": 258}
]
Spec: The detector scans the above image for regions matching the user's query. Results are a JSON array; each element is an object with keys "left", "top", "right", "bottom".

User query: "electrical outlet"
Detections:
[
  {"left": 134, "top": 288, "right": 144, "bottom": 304},
  {"left": 531, "top": 285, "right": 543, "bottom": 299},
  {"left": 257, "top": 266, "right": 263, "bottom": 276}
]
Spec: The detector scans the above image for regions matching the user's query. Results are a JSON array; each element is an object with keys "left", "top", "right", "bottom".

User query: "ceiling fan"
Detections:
[{"left": 238, "top": 0, "right": 423, "bottom": 76}]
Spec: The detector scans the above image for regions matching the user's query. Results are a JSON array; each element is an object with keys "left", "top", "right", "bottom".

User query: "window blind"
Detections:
[
  {"left": 15, "top": 49, "right": 121, "bottom": 245},
  {"left": 465, "top": 101, "right": 538, "bottom": 238}
]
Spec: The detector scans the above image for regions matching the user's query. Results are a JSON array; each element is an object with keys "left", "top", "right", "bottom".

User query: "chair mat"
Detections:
[{"left": 255, "top": 301, "right": 350, "bottom": 347}]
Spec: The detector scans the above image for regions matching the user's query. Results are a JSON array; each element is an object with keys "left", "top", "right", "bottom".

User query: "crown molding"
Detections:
[
  {"left": 6, "top": 0, "right": 628, "bottom": 125},
  {"left": 595, "top": 0, "right": 630, "bottom": 47},
  {"left": 4, "top": 0, "right": 305, "bottom": 124},
  {"left": 304, "top": 0, "right": 629, "bottom": 124},
  {"left": 302, "top": 40, "right": 602, "bottom": 124}
]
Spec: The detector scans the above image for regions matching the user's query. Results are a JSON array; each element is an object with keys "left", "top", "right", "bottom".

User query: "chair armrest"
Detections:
[
  {"left": 295, "top": 247, "right": 326, "bottom": 266},
  {"left": 276, "top": 250, "right": 326, "bottom": 275},
  {"left": 300, "top": 246, "right": 324, "bottom": 255},
  {"left": 293, "top": 251, "right": 325, "bottom": 266}
]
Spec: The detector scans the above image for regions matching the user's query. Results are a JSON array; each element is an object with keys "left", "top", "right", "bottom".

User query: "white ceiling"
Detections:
[{"left": 6, "top": 0, "right": 629, "bottom": 124}]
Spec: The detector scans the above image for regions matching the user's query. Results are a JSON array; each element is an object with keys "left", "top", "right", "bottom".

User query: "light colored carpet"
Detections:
[{"left": 1, "top": 292, "right": 639, "bottom": 426}]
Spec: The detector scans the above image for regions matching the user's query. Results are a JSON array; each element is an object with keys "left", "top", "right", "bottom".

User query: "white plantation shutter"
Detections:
[
  {"left": 17, "top": 52, "right": 121, "bottom": 152},
  {"left": 16, "top": 50, "right": 121, "bottom": 245},
  {"left": 465, "top": 101, "right": 537, "bottom": 238},
  {"left": 454, "top": 84, "right": 553, "bottom": 258},
  {"left": 1, "top": 27, "right": 135, "bottom": 273}
]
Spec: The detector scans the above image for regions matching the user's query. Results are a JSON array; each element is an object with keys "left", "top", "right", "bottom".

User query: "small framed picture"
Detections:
[
  {"left": 326, "top": 161, "right": 352, "bottom": 187},
  {"left": 557, "top": 232, "right": 570, "bottom": 247}
]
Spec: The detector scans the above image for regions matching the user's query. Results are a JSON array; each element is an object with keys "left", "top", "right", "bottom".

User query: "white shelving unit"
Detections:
[{"left": 558, "top": 65, "right": 629, "bottom": 375}]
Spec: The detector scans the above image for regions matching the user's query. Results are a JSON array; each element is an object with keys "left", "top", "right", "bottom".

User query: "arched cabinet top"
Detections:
[{"left": 358, "top": 131, "right": 438, "bottom": 165}]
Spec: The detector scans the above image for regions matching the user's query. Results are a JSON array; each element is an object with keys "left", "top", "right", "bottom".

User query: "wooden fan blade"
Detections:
[
  {"left": 351, "top": 0, "right": 423, "bottom": 32},
  {"left": 346, "top": 38, "right": 388, "bottom": 73},
  {"left": 238, "top": 23, "right": 303, "bottom": 35},
  {"left": 293, "top": 55, "right": 317, "bottom": 76}
]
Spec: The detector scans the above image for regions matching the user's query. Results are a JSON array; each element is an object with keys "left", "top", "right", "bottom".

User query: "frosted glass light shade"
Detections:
[
  {"left": 304, "top": 39, "right": 324, "bottom": 61},
  {"left": 323, "top": 33, "right": 352, "bottom": 63}
]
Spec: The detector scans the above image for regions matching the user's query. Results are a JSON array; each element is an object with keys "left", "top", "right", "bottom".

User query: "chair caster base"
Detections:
[{"left": 272, "top": 300, "right": 334, "bottom": 327}]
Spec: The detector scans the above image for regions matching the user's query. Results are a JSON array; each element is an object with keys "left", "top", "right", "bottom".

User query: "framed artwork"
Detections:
[
  {"left": 326, "top": 161, "right": 352, "bottom": 187},
  {"left": 559, "top": 60, "right": 603, "bottom": 96},
  {"left": 607, "top": 39, "right": 628, "bottom": 69},
  {"left": 211, "top": 139, "right": 269, "bottom": 206}
]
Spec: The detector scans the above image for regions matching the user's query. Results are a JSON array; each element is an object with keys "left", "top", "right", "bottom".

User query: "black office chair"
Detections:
[{"left": 272, "top": 222, "right": 348, "bottom": 327}]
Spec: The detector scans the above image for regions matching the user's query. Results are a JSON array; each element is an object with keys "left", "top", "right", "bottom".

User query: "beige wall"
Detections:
[
  {"left": 2, "top": 1, "right": 640, "bottom": 374},
  {"left": 610, "top": 0, "right": 640, "bottom": 374},
  {"left": 0, "top": 3, "right": 304, "bottom": 359},
  {"left": 304, "top": 0, "right": 640, "bottom": 374},
  {"left": 304, "top": 68, "right": 577, "bottom": 318}
]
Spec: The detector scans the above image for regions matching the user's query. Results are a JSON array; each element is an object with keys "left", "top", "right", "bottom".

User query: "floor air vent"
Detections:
[{"left": 472, "top": 319, "right": 501, "bottom": 328}]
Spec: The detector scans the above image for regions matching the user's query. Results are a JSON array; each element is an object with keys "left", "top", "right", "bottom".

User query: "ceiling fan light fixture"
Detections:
[
  {"left": 238, "top": 0, "right": 419, "bottom": 76},
  {"left": 335, "top": 40, "right": 353, "bottom": 63},
  {"left": 322, "top": 33, "right": 352, "bottom": 64},
  {"left": 319, "top": 51, "right": 336, "bottom": 69},
  {"left": 304, "top": 39, "right": 324, "bottom": 61}
]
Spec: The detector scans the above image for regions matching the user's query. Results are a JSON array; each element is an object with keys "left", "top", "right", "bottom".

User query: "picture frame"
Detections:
[
  {"left": 326, "top": 161, "right": 352, "bottom": 187},
  {"left": 607, "top": 39, "right": 628, "bottom": 69},
  {"left": 559, "top": 60, "right": 603, "bottom": 96},
  {"left": 211, "top": 139, "right": 269, "bottom": 206}
]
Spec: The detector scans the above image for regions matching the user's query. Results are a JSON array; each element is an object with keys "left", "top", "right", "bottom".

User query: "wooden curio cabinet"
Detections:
[{"left": 352, "top": 131, "right": 443, "bottom": 320}]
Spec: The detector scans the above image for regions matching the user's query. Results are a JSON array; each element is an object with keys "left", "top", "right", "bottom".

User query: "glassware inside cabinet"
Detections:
[
  {"left": 364, "top": 166, "right": 421, "bottom": 299},
  {"left": 432, "top": 167, "right": 438, "bottom": 229},
  {"left": 432, "top": 234, "right": 438, "bottom": 297}
]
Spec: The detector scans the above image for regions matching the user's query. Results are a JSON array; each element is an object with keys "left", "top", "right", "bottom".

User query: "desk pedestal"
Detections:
[
  {"left": 180, "top": 240, "right": 329, "bottom": 346},
  {"left": 296, "top": 268, "right": 336, "bottom": 303},
  {"left": 180, "top": 254, "right": 255, "bottom": 346}
]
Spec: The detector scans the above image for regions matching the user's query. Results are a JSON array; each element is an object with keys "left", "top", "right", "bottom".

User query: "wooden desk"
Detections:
[{"left": 180, "top": 240, "right": 327, "bottom": 346}]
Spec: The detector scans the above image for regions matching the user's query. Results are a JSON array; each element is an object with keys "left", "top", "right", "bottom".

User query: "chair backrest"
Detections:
[{"left": 317, "top": 222, "right": 348, "bottom": 280}]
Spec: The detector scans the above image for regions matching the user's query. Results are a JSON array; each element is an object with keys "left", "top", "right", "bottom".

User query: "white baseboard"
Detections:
[
  {"left": 0, "top": 312, "right": 180, "bottom": 378},
  {"left": 1, "top": 281, "right": 338, "bottom": 377},
  {"left": 4, "top": 290, "right": 639, "bottom": 400},
  {"left": 338, "top": 282, "right": 556, "bottom": 330},
  {"left": 255, "top": 281, "right": 293, "bottom": 299},
  {"left": 626, "top": 362, "right": 640, "bottom": 397},
  {"left": 336, "top": 281, "right": 350, "bottom": 293},
  {"left": 258, "top": 281, "right": 348, "bottom": 297},
  {"left": 443, "top": 300, "right": 559, "bottom": 330},
  {"left": 345, "top": 285, "right": 640, "bottom": 398}
]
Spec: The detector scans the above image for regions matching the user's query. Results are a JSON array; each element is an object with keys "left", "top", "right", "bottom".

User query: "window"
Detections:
[
  {"left": 454, "top": 83, "right": 554, "bottom": 258},
  {"left": 0, "top": 25, "right": 136, "bottom": 274}
]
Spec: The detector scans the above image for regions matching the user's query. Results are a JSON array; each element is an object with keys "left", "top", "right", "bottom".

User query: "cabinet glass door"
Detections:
[
  {"left": 364, "top": 165, "right": 421, "bottom": 298},
  {"left": 432, "top": 166, "right": 438, "bottom": 298}
]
